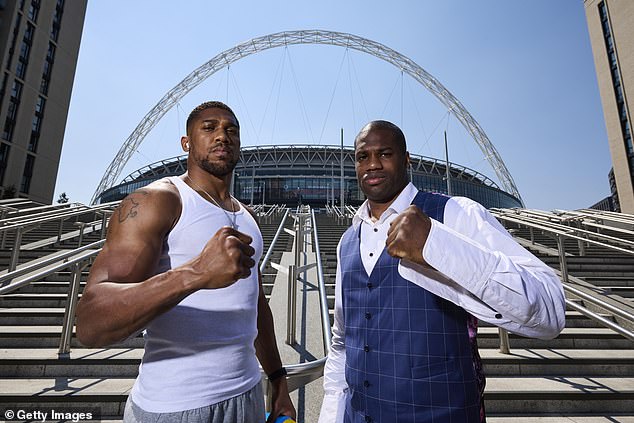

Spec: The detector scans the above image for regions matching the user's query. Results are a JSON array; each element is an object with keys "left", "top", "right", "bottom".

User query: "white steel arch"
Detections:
[{"left": 91, "top": 29, "right": 523, "bottom": 205}]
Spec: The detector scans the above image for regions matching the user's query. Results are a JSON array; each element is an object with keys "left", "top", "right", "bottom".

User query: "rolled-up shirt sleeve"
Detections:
[
  {"left": 398, "top": 197, "right": 565, "bottom": 339},
  {"left": 319, "top": 241, "right": 348, "bottom": 423}
]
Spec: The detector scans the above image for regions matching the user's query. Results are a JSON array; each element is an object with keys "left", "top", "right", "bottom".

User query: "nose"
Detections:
[
  {"left": 214, "top": 128, "right": 230, "bottom": 144},
  {"left": 367, "top": 153, "right": 382, "bottom": 170}
]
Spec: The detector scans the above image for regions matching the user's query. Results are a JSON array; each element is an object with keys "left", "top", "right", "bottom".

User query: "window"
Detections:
[
  {"left": 0, "top": 143, "right": 10, "bottom": 185},
  {"left": 27, "top": 0, "right": 40, "bottom": 22},
  {"left": 20, "top": 154, "right": 35, "bottom": 194},
  {"left": 40, "top": 43, "right": 55, "bottom": 95},
  {"left": 6, "top": 14, "right": 22, "bottom": 70},
  {"left": 50, "top": 0, "right": 64, "bottom": 41},
  {"left": 2, "top": 80, "right": 23, "bottom": 142},
  {"left": 28, "top": 96, "right": 46, "bottom": 152},
  {"left": 0, "top": 73, "right": 8, "bottom": 106},
  {"left": 15, "top": 23, "right": 35, "bottom": 80}
]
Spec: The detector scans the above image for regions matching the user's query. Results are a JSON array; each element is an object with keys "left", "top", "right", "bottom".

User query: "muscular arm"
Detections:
[{"left": 76, "top": 182, "right": 256, "bottom": 347}]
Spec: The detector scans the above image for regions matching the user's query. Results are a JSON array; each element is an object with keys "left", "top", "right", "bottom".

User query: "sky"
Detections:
[{"left": 54, "top": 0, "right": 611, "bottom": 211}]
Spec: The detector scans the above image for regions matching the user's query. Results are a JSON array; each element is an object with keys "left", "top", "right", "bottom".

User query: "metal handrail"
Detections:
[
  {"left": 565, "top": 298, "right": 634, "bottom": 341},
  {"left": 0, "top": 203, "right": 87, "bottom": 224},
  {"left": 259, "top": 208, "right": 290, "bottom": 274},
  {"left": 493, "top": 208, "right": 634, "bottom": 247},
  {"left": 493, "top": 213, "right": 634, "bottom": 255},
  {"left": 0, "top": 239, "right": 105, "bottom": 292},
  {"left": 562, "top": 276, "right": 634, "bottom": 323},
  {"left": 0, "top": 202, "right": 118, "bottom": 233},
  {"left": 0, "top": 202, "right": 75, "bottom": 221},
  {"left": 492, "top": 209, "right": 634, "bottom": 345},
  {"left": 311, "top": 209, "right": 333, "bottom": 354}
]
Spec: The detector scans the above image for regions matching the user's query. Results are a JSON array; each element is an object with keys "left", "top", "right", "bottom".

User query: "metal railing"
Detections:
[
  {"left": 0, "top": 239, "right": 105, "bottom": 356},
  {"left": 491, "top": 208, "right": 634, "bottom": 351},
  {"left": 312, "top": 209, "right": 333, "bottom": 354},
  {"left": 261, "top": 206, "right": 334, "bottom": 408},
  {"left": 0, "top": 202, "right": 117, "bottom": 273}
]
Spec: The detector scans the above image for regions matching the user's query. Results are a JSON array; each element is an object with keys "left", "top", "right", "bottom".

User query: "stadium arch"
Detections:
[{"left": 91, "top": 29, "right": 523, "bottom": 205}]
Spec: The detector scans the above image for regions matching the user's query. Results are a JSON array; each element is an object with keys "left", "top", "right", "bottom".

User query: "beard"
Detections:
[{"left": 198, "top": 155, "right": 239, "bottom": 177}]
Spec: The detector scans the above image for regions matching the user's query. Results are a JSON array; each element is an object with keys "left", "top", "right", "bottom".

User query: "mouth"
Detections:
[
  {"left": 211, "top": 147, "right": 232, "bottom": 159},
  {"left": 363, "top": 173, "right": 386, "bottom": 186}
]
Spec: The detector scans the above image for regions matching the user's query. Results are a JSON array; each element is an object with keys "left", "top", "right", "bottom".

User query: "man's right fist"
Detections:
[{"left": 191, "top": 226, "right": 256, "bottom": 289}]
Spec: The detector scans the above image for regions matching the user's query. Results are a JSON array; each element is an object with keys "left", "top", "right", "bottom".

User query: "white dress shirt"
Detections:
[{"left": 318, "top": 183, "right": 566, "bottom": 422}]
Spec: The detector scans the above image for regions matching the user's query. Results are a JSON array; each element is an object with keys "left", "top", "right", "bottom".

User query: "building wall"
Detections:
[
  {"left": 585, "top": 0, "right": 634, "bottom": 213},
  {"left": 0, "top": 0, "right": 87, "bottom": 203}
]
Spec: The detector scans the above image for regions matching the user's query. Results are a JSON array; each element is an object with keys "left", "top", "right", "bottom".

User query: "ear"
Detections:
[{"left": 181, "top": 136, "right": 190, "bottom": 151}]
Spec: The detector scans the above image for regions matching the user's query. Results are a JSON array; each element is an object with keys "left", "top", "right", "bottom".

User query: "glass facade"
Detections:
[{"left": 97, "top": 145, "right": 522, "bottom": 209}]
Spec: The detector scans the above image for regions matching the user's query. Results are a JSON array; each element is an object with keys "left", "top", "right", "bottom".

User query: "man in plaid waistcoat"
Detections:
[{"left": 319, "top": 121, "right": 565, "bottom": 423}]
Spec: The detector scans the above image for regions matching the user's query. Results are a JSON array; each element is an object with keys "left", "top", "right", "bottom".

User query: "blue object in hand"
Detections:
[{"left": 265, "top": 412, "right": 295, "bottom": 422}]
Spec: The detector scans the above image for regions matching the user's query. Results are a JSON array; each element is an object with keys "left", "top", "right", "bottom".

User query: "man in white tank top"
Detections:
[{"left": 76, "top": 102, "right": 296, "bottom": 422}]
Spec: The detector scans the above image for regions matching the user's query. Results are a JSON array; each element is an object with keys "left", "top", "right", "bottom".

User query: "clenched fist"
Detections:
[
  {"left": 190, "top": 226, "right": 256, "bottom": 289},
  {"left": 386, "top": 205, "right": 433, "bottom": 267}
]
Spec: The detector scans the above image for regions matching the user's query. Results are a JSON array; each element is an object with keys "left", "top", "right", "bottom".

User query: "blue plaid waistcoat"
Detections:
[{"left": 341, "top": 191, "right": 480, "bottom": 423}]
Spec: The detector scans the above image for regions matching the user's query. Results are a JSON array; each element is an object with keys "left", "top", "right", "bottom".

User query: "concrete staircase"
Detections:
[
  {"left": 0, "top": 203, "right": 289, "bottom": 420},
  {"left": 2, "top": 203, "right": 634, "bottom": 421},
  {"left": 313, "top": 211, "right": 634, "bottom": 420}
]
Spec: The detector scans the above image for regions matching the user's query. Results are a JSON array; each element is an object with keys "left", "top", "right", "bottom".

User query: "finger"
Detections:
[
  {"left": 238, "top": 242, "right": 255, "bottom": 257},
  {"left": 386, "top": 222, "right": 400, "bottom": 244},
  {"left": 241, "top": 255, "right": 255, "bottom": 269},
  {"left": 227, "top": 228, "right": 253, "bottom": 244}
]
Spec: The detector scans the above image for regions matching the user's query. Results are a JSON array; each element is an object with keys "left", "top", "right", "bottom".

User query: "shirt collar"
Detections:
[{"left": 353, "top": 182, "right": 419, "bottom": 227}]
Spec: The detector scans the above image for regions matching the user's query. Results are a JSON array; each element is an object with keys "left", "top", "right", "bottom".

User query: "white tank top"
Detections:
[{"left": 130, "top": 176, "right": 264, "bottom": 412}]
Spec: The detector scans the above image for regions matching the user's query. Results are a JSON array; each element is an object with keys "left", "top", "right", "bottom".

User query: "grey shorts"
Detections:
[{"left": 123, "top": 383, "right": 265, "bottom": 423}]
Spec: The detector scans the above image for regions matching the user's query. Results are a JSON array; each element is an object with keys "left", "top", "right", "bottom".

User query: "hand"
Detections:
[
  {"left": 190, "top": 226, "right": 256, "bottom": 289},
  {"left": 386, "top": 205, "right": 432, "bottom": 267},
  {"left": 267, "top": 378, "right": 296, "bottom": 423}
]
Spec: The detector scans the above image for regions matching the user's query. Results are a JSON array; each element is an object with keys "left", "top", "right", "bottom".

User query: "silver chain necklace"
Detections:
[{"left": 186, "top": 175, "right": 237, "bottom": 229}]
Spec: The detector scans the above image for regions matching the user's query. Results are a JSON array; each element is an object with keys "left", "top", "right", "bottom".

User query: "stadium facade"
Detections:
[{"left": 97, "top": 144, "right": 522, "bottom": 209}]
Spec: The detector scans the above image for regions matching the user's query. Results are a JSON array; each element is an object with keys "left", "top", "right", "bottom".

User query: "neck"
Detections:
[
  {"left": 185, "top": 172, "right": 232, "bottom": 201},
  {"left": 367, "top": 201, "right": 391, "bottom": 221},
  {"left": 366, "top": 183, "right": 407, "bottom": 220}
]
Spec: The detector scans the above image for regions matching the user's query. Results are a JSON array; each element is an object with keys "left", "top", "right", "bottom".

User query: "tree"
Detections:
[{"left": 57, "top": 192, "right": 69, "bottom": 204}]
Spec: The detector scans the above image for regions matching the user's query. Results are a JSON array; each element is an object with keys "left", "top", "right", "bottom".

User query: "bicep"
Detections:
[{"left": 87, "top": 190, "right": 176, "bottom": 286}]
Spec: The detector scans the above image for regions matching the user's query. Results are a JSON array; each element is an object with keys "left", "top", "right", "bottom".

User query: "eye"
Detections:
[{"left": 356, "top": 154, "right": 367, "bottom": 162}]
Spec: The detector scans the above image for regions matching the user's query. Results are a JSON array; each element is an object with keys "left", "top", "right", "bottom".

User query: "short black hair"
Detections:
[
  {"left": 355, "top": 120, "right": 407, "bottom": 153},
  {"left": 185, "top": 101, "right": 240, "bottom": 136}
]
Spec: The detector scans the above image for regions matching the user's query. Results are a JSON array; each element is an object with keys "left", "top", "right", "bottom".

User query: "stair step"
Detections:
[
  {"left": 0, "top": 348, "right": 142, "bottom": 377},
  {"left": 485, "top": 376, "right": 634, "bottom": 414},
  {"left": 0, "top": 326, "right": 144, "bottom": 348},
  {"left": 0, "top": 377, "right": 132, "bottom": 418},
  {"left": 487, "top": 418, "right": 634, "bottom": 422},
  {"left": 479, "top": 348, "right": 634, "bottom": 376}
]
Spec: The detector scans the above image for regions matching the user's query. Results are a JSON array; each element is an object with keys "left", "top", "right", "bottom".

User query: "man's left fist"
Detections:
[{"left": 386, "top": 205, "right": 432, "bottom": 267}]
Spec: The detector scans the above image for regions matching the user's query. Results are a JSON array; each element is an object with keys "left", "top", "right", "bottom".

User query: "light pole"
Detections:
[
  {"left": 250, "top": 159, "right": 256, "bottom": 205},
  {"left": 331, "top": 161, "right": 334, "bottom": 207},
  {"left": 340, "top": 128, "right": 345, "bottom": 210}
]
